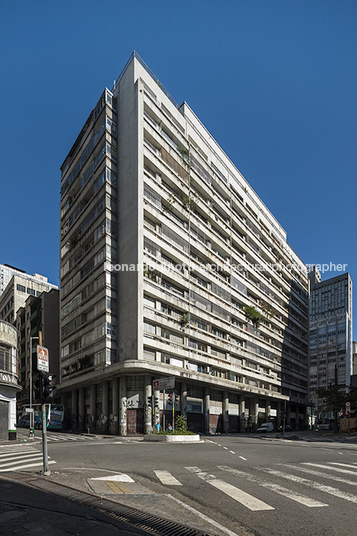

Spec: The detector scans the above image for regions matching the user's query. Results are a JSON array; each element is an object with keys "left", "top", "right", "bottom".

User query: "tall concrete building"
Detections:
[
  {"left": 59, "top": 52, "right": 309, "bottom": 435},
  {"left": 0, "top": 272, "right": 58, "bottom": 326},
  {"left": 0, "top": 264, "right": 27, "bottom": 297},
  {"left": 308, "top": 267, "right": 353, "bottom": 407}
]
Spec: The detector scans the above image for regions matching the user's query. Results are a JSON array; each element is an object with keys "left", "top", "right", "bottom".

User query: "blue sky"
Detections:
[{"left": 1, "top": 1, "right": 356, "bottom": 332}]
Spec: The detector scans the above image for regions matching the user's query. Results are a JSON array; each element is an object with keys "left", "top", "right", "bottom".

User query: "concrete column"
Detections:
[
  {"left": 239, "top": 395, "right": 245, "bottom": 433},
  {"left": 153, "top": 389, "right": 160, "bottom": 430},
  {"left": 266, "top": 401, "right": 271, "bottom": 421},
  {"left": 90, "top": 384, "right": 96, "bottom": 433},
  {"left": 223, "top": 391, "right": 229, "bottom": 434},
  {"left": 102, "top": 380, "right": 109, "bottom": 434},
  {"left": 78, "top": 387, "right": 85, "bottom": 432},
  {"left": 112, "top": 377, "right": 119, "bottom": 435},
  {"left": 204, "top": 387, "right": 210, "bottom": 435},
  {"left": 144, "top": 375, "right": 153, "bottom": 435},
  {"left": 71, "top": 389, "right": 78, "bottom": 430},
  {"left": 119, "top": 376, "right": 127, "bottom": 436},
  {"left": 252, "top": 397, "right": 259, "bottom": 431},
  {"left": 286, "top": 402, "right": 291, "bottom": 426},
  {"left": 277, "top": 400, "right": 282, "bottom": 428},
  {"left": 181, "top": 382, "right": 187, "bottom": 421}
]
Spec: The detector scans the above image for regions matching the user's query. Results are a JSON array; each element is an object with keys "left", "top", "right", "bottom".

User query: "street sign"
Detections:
[
  {"left": 25, "top": 408, "right": 34, "bottom": 413},
  {"left": 153, "top": 377, "right": 175, "bottom": 391},
  {"left": 37, "top": 345, "right": 49, "bottom": 372}
]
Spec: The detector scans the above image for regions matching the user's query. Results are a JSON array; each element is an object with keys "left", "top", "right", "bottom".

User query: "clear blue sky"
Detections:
[{"left": 1, "top": 1, "right": 356, "bottom": 332}]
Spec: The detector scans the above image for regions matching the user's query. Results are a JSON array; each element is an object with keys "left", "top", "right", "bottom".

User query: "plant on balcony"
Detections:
[
  {"left": 243, "top": 305, "right": 262, "bottom": 328},
  {"left": 180, "top": 312, "right": 190, "bottom": 327}
]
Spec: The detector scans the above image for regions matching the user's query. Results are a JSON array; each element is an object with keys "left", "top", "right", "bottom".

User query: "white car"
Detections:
[{"left": 257, "top": 423, "right": 274, "bottom": 433}]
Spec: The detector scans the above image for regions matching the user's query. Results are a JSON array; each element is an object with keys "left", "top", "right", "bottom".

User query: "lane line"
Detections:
[
  {"left": 239, "top": 456, "right": 247, "bottom": 461},
  {"left": 185, "top": 466, "right": 274, "bottom": 511},
  {"left": 218, "top": 466, "right": 328, "bottom": 508},
  {"left": 154, "top": 470, "right": 182, "bottom": 486},
  {"left": 262, "top": 468, "right": 357, "bottom": 504}
]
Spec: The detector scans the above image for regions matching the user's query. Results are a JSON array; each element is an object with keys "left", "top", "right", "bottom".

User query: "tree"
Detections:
[{"left": 243, "top": 305, "right": 262, "bottom": 328}]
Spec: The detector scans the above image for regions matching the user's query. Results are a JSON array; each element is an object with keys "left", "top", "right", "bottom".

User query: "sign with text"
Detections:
[
  {"left": 37, "top": 345, "right": 49, "bottom": 372},
  {"left": 153, "top": 377, "right": 175, "bottom": 391}
]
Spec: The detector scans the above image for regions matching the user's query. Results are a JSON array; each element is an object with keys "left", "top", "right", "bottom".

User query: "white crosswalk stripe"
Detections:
[
  {"left": 46, "top": 433, "right": 96, "bottom": 442},
  {"left": 154, "top": 470, "right": 182, "bottom": 486},
  {"left": 302, "top": 462, "right": 357, "bottom": 476},
  {"left": 218, "top": 465, "right": 328, "bottom": 508},
  {"left": 279, "top": 463, "right": 357, "bottom": 487},
  {"left": 186, "top": 466, "right": 274, "bottom": 511},
  {"left": 0, "top": 447, "right": 56, "bottom": 472}
]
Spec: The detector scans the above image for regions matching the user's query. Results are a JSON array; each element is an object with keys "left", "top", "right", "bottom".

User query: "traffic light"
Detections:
[
  {"left": 42, "top": 374, "right": 56, "bottom": 401},
  {"left": 154, "top": 397, "right": 159, "bottom": 409},
  {"left": 167, "top": 394, "right": 173, "bottom": 406},
  {"left": 147, "top": 396, "right": 152, "bottom": 408}
]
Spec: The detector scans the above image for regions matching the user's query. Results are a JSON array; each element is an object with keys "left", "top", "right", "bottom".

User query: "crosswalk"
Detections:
[
  {"left": 45, "top": 432, "right": 97, "bottom": 442},
  {"left": 0, "top": 446, "right": 56, "bottom": 472},
  {"left": 147, "top": 460, "right": 357, "bottom": 512}
]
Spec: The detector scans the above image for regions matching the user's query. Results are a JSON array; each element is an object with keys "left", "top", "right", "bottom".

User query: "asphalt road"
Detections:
[{"left": 13, "top": 431, "right": 357, "bottom": 536}]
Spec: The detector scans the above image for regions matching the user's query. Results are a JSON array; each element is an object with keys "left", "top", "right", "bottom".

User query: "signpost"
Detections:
[
  {"left": 37, "top": 345, "right": 50, "bottom": 475},
  {"left": 37, "top": 345, "right": 49, "bottom": 373}
]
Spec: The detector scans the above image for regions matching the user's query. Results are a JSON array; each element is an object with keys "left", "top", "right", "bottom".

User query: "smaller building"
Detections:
[
  {"left": 0, "top": 320, "right": 21, "bottom": 440},
  {"left": 16, "top": 289, "right": 60, "bottom": 410}
]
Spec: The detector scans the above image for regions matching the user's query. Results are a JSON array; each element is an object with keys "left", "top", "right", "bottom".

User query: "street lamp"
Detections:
[{"left": 29, "top": 336, "right": 40, "bottom": 439}]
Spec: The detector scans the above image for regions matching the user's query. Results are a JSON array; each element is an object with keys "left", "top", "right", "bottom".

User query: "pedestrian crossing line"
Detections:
[
  {"left": 185, "top": 466, "right": 274, "bottom": 511},
  {"left": 0, "top": 455, "right": 44, "bottom": 468},
  {"left": 0, "top": 452, "right": 44, "bottom": 463},
  {"left": 328, "top": 462, "right": 357, "bottom": 470},
  {"left": 0, "top": 449, "right": 38, "bottom": 458},
  {"left": 302, "top": 463, "right": 357, "bottom": 476},
  {"left": 217, "top": 466, "right": 328, "bottom": 508},
  {"left": 279, "top": 464, "right": 357, "bottom": 487},
  {"left": 154, "top": 470, "right": 182, "bottom": 486},
  {"left": 262, "top": 468, "right": 357, "bottom": 504},
  {"left": 0, "top": 460, "right": 56, "bottom": 472}
]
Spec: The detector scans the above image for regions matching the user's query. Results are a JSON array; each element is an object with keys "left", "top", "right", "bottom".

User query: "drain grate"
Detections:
[{"left": 16, "top": 475, "right": 209, "bottom": 536}]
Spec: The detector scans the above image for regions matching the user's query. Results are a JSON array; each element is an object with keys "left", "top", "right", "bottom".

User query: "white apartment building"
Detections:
[
  {"left": 59, "top": 52, "right": 309, "bottom": 435},
  {"left": 308, "top": 269, "right": 353, "bottom": 406},
  {"left": 0, "top": 264, "right": 28, "bottom": 297}
]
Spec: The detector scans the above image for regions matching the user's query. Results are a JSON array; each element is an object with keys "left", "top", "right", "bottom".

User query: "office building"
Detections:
[
  {"left": 16, "top": 288, "right": 60, "bottom": 410},
  {"left": 59, "top": 52, "right": 309, "bottom": 435},
  {"left": 0, "top": 264, "right": 27, "bottom": 297},
  {"left": 308, "top": 268, "right": 353, "bottom": 407}
]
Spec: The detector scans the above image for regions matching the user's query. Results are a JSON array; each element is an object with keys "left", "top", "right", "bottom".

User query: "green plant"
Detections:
[
  {"left": 180, "top": 313, "right": 190, "bottom": 327},
  {"left": 175, "top": 415, "right": 189, "bottom": 434},
  {"left": 243, "top": 305, "right": 262, "bottom": 327}
]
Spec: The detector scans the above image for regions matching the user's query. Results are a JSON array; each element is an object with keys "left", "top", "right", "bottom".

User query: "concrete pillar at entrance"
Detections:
[
  {"left": 286, "top": 402, "right": 291, "bottom": 426},
  {"left": 239, "top": 395, "right": 245, "bottom": 433},
  {"left": 204, "top": 387, "right": 210, "bottom": 435},
  {"left": 102, "top": 380, "right": 109, "bottom": 434},
  {"left": 112, "top": 377, "right": 119, "bottom": 435},
  {"left": 277, "top": 400, "right": 282, "bottom": 429},
  {"left": 78, "top": 388, "right": 85, "bottom": 432},
  {"left": 252, "top": 397, "right": 259, "bottom": 431},
  {"left": 71, "top": 389, "right": 78, "bottom": 430},
  {"left": 181, "top": 382, "right": 187, "bottom": 421},
  {"left": 144, "top": 375, "right": 152, "bottom": 435},
  {"left": 153, "top": 389, "right": 160, "bottom": 430},
  {"left": 90, "top": 384, "right": 96, "bottom": 433},
  {"left": 119, "top": 376, "right": 127, "bottom": 436},
  {"left": 266, "top": 402, "right": 271, "bottom": 422},
  {"left": 223, "top": 391, "right": 229, "bottom": 434}
]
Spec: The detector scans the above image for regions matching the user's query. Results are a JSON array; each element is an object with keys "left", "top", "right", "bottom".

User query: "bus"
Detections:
[
  {"left": 34, "top": 404, "right": 65, "bottom": 431},
  {"left": 19, "top": 404, "right": 64, "bottom": 431}
]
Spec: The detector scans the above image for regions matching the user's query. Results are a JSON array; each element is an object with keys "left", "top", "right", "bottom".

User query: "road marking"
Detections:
[
  {"left": 91, "top": 474, "right": 134, "bottom": 482},
  {"left": 281, "top": 464, "right": 357, "bottom": 487},
  {"left": 229, "top": 451, "right": 235, "bottom": 454},
  {"left": 328, "top": 462, "right": 357, "bottom": 470},
  {"left": 167, "top": 494, "right": 242, "bottom": 536},
  {"left": 239, "top": 456, "right": 247, "bottom": 460},
  {"left": 0, "top": 461, "right": 56, "bottom": 472},
  {"left": 186, "top": 466, "right": 274, "bottom": 511},
  {"left": 0, "top": 452, "right": 44, "bottom": 463},
  {"left": 218, "top": 466, "right": 328, "bottom": 508},
  {"left": 302, "top": 463, "right": 357, "bottom": 476},
  {"left": 262, "top": 468, "right": 357, "bottom": 504},
  {"left": 0, "top": 455, "right": 44, "bottom": 468},
  {"left": 223, "top": 447, "right": 228, "bottom": 450},
  {"left": 0, "top": 450, "right": 38, "bottom": 458},
  {"left": 154, "top": 470, "right": 182, "bottom": 486}
]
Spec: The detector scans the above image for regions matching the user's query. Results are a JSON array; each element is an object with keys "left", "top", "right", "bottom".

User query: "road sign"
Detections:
[
  {"left": 25, "top": 408, "right": 34, "bottom": 413},
  {"left": 346, "top": 401, "right": 351, "bottom": 410},
  {"left": 153, "top": 377, "right": 175, "bottom": 391},
  {"left": 37, "top": 345, "right": 49, "bottom": 372}
]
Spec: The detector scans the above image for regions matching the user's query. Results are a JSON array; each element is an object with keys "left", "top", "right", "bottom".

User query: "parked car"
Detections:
[{"left": 257, "top": 422, "right": 274, "bottom": 433}]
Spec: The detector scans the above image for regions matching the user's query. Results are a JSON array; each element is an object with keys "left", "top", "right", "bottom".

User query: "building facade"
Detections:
[
  {"left": 59, "top": 52, "right": 309, "bottom": 435},
  {"left": 16, "top": 289, "right": 60, "bottom": 410},
  {"left": 0, "top": 264, "right": 28, "bottom": 297},
  {"left": 308, "top": 268, "right": 353, "bottom": 408},
  {"left": 0, "top": 320, "right": 21, "bottom": 440},
  {"left": 0, "top": 273, "right": 58, "bottom": 326}
]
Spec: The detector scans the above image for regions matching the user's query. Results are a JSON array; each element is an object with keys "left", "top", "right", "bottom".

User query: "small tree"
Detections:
[
  {"left": 243, "top": 305, "right": 262, "bottom": 328},
  {"left": 175, "top": 415, "right": 189, "bottom": 434}
]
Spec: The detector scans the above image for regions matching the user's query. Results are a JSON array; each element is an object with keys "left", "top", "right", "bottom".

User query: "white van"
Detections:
[{"left": 257, "top": 422, "right": 274, "bottom": 433}]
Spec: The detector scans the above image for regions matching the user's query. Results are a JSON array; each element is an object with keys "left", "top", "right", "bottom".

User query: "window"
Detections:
[
  {"left": 17, "top": 284, "right": 25, "bottom": 292},
  {"left": 27, "top": 288, "right": 35, "bottom": 295}
]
